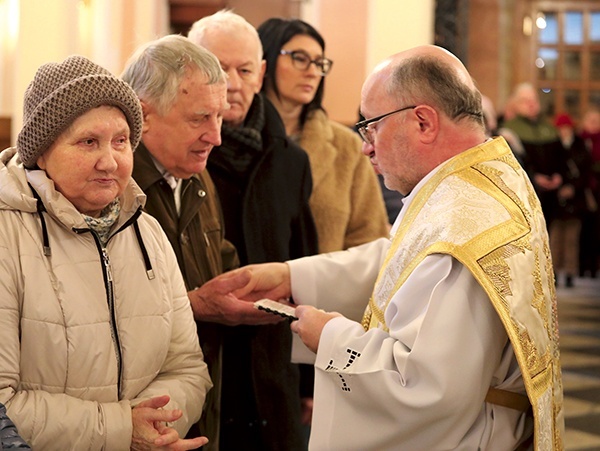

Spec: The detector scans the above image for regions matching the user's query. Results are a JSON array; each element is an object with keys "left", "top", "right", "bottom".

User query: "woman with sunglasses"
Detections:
[{"left": 258, "top": 18, "right": 389, "bottom": 256}]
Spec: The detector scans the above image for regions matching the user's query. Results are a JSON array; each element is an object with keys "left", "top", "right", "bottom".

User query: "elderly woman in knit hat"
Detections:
[{"left": 0, "top": 55, "right": 211, "bottom": 450}]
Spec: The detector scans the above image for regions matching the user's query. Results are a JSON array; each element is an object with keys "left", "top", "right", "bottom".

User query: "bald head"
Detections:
[
  {"left": 362, "top": 45, "right": 484, "bottom": 128},
  {"left": 417, "top": 45, "right": 476, "bottom": 88},
  {"left": 377, "top": 45, "right": 475, "bottom": 87}
]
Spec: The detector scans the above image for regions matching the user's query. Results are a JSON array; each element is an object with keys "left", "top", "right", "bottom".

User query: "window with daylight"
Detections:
[{"left": 533, "top": 2, "right": 600, "bottom": 119}]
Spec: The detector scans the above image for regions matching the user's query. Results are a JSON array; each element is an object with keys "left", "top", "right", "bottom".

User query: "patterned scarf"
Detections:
[
  {"left": 213, "top": 94, "right": 265, "bottom": 176},
  {"left": 83, "top": 199, "right": 121, "bottom": 247}
]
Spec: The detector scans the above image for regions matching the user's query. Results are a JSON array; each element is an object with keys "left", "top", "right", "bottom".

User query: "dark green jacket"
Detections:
[{"left": 503, "top": 115, "right": 568, "bottom": 224}]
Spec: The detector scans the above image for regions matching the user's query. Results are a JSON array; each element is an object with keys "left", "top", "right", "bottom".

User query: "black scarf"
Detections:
[{"left": 213, "top": 95, "right": 265, "bottom": 176}]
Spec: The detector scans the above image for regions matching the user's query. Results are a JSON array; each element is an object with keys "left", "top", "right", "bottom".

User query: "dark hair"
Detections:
[
  {"left": 257, "top": 18, "right": 326, "bottom": 127},
  {"left": 388, "top": 55, "right": 484, "bottom": 128}
]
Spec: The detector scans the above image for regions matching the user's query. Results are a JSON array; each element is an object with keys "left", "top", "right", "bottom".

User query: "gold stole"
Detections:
[{"left": 361, "top": 137, "right": 564, "bottom": 451}]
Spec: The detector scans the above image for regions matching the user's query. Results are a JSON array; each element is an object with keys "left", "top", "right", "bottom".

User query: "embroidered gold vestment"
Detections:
[{"left": 362, "top": 137, "right": 564, "bottom": 450}]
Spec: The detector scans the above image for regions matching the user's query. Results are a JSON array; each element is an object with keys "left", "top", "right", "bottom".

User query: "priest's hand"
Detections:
[
  {"left": 189, "top": 269, "right": 283, "bottom": 326},
  {"left": 290, "top": 305, "right": 342, "bottom": 353},
  {"left": 231, "top": 262, "right": 292, "bottom": 302}
]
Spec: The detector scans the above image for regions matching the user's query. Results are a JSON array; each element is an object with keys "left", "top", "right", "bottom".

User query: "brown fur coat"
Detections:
[{"left": 299, "top": 109, "right": 389, "bottom": 253}]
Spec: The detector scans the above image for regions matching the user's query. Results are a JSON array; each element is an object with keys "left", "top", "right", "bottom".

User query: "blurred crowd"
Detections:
[{"left": 482, "top": 84, "right": 600, "bottom": 287}]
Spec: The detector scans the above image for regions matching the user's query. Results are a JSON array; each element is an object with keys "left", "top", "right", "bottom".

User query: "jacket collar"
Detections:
[
  {"left": 132, "top": 142, "right": 166, "bottom": 192},
  {"left": 298, "top": 109, "right": 337, "bottom": 188}
]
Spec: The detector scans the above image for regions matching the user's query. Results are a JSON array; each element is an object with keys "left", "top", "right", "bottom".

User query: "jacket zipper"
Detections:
[
  {"left": 73, "top": 228, "right": 125, "bottom": 398},
  {"left": 101, "top": 246, "right": 123, "bottom": 398},
  {"left": 71, "top": 207, "right": 145, "bottom": 398}
]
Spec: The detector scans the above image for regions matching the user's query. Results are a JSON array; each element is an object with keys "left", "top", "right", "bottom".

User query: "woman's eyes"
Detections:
[
  {"left": 292, "top": 54, "right": 310, "bottom": 64},
  {"left": 78, "top": 136, "right": 128, "bottom": 147},
  {"left": 80, "top": 138, "right": 96, "bottom": 146}
]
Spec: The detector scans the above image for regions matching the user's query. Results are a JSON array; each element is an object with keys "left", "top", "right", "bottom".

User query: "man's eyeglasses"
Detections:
[
  {"left": 280, "top": 50, "right": 333, "bottom": 76},
  {"left": 355, "top": 105, "right": 417, "bottom": 145}
]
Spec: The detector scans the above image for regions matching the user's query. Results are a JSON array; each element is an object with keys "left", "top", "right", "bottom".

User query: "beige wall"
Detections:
[
  {"left": 4, "top": 0, "right": 169, "bottom": 142},
  {"left": 229, "top": 0, "right": 299, "bottom": 26},
  {"left": 304, "top": 0, "right": 434, "bottom": 125},
  {"left": 1, "top": 0, "right": 433, "bottom": 142},
  {"left": 10, "top": 0, "right": 79, "bottom": 141},
  {"left": 0, "top": 0, "right": 20, "bottom": 117},
  {"left": 366, "top": 0, "right": 435, "bottom": 74},
  {"left": 310, "top": 0, "right": 370, "bottom": 125}
]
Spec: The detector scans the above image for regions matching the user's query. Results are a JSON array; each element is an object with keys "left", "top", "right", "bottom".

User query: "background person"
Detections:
[
  {"left": 481, "top": 93, "right": 525, "bottom": 165},
  {"left": 550, "top": 113, "right": 595, "bottom": 287},
  {"left": 257, "top": 17, "right": 390, "bottom": 434},
  {"left": 502, "top": 83, "right": 568, "bottom": 228},
  {"left": 579, "top": 108, "right": 600, "bottom": 278},
  {"left": 230, "top": 45, "right": 563, "bottom": 450},
  {"left": 257, "top": 17, "right": 389, "bottom": 253},
  {"left": 188, "top": 10, "right": 318, "bottom": 451},
  {"left": 0, "top": 55, "right": 210, "bottom": 450}
]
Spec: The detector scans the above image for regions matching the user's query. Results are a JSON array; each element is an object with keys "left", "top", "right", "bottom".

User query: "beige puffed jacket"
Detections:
[
  {"left": 298, "top": 109, "right": 389, "bottom": 253},
  {"left": 0, "top": 148, "right": 211, "bottom": 450}
]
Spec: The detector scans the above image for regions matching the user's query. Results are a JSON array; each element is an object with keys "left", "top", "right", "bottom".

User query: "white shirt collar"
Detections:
[{"left": 149, "top": 154, "right": 182, "bottom": 215}]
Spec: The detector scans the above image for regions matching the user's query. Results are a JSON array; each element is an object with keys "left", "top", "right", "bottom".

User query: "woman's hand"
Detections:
[{"left": 131, "top": 395, "right": 208, "bottom": 450}]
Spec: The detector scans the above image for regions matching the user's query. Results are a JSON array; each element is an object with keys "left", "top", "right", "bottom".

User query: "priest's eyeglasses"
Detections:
[
  {"left": 280, "top": 50, "right": 333, "bottom": 76},
  {"left": 355, "top": 105, "right": 417, "bottom": 146}
]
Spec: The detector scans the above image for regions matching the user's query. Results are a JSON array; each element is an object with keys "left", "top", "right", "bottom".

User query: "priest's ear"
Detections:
[{"left": 414, "top": 104, "right": 439, "bottom": 144}]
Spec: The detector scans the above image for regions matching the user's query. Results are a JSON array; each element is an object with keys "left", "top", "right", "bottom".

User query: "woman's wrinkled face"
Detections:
[{"left": 36, "top": 105, "right": 133, "bottom": 217}]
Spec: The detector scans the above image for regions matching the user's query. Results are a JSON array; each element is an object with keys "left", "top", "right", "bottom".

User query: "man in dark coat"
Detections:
[
  {"left": 188, "top": 10, "right": 318, "bottom": 451},
  {"left": 122, "top": 35, "right": 284, "bottom": 450}
]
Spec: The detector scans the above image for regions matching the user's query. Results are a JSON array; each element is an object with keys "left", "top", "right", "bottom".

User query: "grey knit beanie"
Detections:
[{"left": 17, "top": 55, "right": 143, "bottom": 168}]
